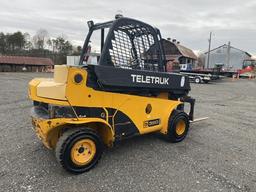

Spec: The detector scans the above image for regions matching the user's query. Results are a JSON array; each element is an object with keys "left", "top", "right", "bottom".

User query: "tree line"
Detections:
[{"left": 0, "top": 29, "right": 82, "bottom": 64}]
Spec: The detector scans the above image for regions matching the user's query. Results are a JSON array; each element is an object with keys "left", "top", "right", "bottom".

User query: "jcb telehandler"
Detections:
[{"left": 28, "top": 15, "right": 195, "bottom": 173}]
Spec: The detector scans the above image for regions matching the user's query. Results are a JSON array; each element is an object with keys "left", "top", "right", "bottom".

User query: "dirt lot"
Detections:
[{"left": 0, "top": 73, "right": 255, "bottom": 192}]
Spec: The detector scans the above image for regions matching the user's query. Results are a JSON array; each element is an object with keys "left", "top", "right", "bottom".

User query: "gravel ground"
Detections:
[{"left": 0, "top": 72, "right": 255, "bottom": 192}]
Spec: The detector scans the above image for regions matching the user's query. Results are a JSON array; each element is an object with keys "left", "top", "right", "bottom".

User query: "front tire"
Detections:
[
  {"left": 55, "top": 128, "right": 103, "bottom": 174},
  {"left": 166, "top": 110, "right": 190, "bottom": 143}
]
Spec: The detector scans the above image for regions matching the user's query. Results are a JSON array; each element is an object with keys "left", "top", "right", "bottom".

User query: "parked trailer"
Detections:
[{"left": 179, "top": 72, "right": 212, "bottom": 84}]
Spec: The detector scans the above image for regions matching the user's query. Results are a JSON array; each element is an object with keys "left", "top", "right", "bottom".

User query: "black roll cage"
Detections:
[{"left": 79, "top": 17, "right": 167, "bottom": 72}]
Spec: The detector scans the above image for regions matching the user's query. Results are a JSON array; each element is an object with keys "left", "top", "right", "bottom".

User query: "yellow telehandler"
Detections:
[{"left": 28, "top": 15, "right": 195, "bottom": 173}]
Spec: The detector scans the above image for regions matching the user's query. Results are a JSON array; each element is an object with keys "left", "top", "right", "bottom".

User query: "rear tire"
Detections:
[
  {"left": 55, "top": 128, "right": 103, "bottom": 174},
  {"left": 166, "top": 110, "right": 190, "bottom": 143}
]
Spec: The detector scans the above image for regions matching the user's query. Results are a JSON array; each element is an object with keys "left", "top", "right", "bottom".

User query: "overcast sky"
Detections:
[{"left": 1, "top": 0, "right": 255, "bottom": 54}]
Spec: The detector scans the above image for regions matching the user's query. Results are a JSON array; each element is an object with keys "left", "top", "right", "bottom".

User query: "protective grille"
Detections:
[{"left": 108, "top": 24, "right": 160, "bottom": 71}]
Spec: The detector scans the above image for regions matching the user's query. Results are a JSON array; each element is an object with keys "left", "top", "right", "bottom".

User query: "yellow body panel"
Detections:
[
  {"left": 29, "top": 65, "right": 182, "bottom": 149},
  {"left": 53, "top": 65, "right": 68, "bottom": 83},
  {"left": 34, "top": 65, "right": 68, "bottom": 100},
  {"left": 65, "top": 67, "right": 181, "bottom": 135},
  {"left": 32, "top": 117, "right": 113, "bottom": 149},
  {"left": 37, "top": 81, "right": 67, "bottom": 100}
]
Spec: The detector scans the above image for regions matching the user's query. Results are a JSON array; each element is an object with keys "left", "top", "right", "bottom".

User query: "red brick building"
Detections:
[{"left": 0, "top": 56, "right": 54, "bottom": 72}]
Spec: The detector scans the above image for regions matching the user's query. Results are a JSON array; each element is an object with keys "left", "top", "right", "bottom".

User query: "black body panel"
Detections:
[
  {"left": 32, "top": 102, "right": 140, "bottom": 141},
  {"left": 107, "top": 109, "right": 139, "bottom": 141},
  {"left": 86, "top": 65, "right": 190, "bottom": 96}
]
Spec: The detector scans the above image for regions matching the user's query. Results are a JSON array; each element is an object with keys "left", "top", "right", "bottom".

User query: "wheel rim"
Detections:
[
  {"left": 175, "top": 119, "right": 186, "bottom": 136},
  {"left": 71, "top": 139, "right": 96, "bottom": 166}
]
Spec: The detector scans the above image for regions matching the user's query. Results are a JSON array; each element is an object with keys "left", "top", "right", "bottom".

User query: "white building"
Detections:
[
  {"left": 203, "top": 44, "right": 251, "bottom": 71},
  {"left": 67, "top": 52, "right": 100, "bottom": 66}
]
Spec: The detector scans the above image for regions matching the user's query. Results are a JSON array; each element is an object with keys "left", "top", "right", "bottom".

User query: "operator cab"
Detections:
[
  {"left": 80, "top": 15, "right": 165, "bottom": 72},
  {"left": 243, "top": 59, "right": 256, "bottom": 69},
  {"left": 78, "top": 15, "right": 191, "bottom": 99}
]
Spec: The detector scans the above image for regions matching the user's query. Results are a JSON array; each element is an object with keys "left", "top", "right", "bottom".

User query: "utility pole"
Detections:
[
  {"left": 206, "top": 32, "right": 212, "bottom": 69},
  {"left": 226, "top": 41, "right": 231, "bottom": 69}
]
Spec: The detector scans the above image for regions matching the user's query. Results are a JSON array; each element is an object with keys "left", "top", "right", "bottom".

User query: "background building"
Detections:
[
  {"left": 147, "top": 39, "right": 197, "bottom": 71},
  {"left": 203, "top": 43, "right": 252, "bottom": 71},
  {"left": 162, "top": 39, "right": 197, "bottom": 67},
  {"left": 67, "top": 52, "right": 100, "bottom": 66},
  {"left": 0, "top": 56, "right": 54, "bottom": 72}
]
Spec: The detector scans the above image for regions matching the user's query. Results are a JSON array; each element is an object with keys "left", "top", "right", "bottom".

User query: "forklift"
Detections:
[{"left": 28, "top": 15, "right": 195, "bottom": 173}]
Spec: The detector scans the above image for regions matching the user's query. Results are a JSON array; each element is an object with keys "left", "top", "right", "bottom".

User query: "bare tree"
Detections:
[
  {"left": 24, "top": 32, "right": 32, "bottom": 50},
  {"left": 33, "top": 29, "right": 49, "bottom": 49},
  {"left": 46, "top": 38, "right": 53, "bottom": 51}
]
